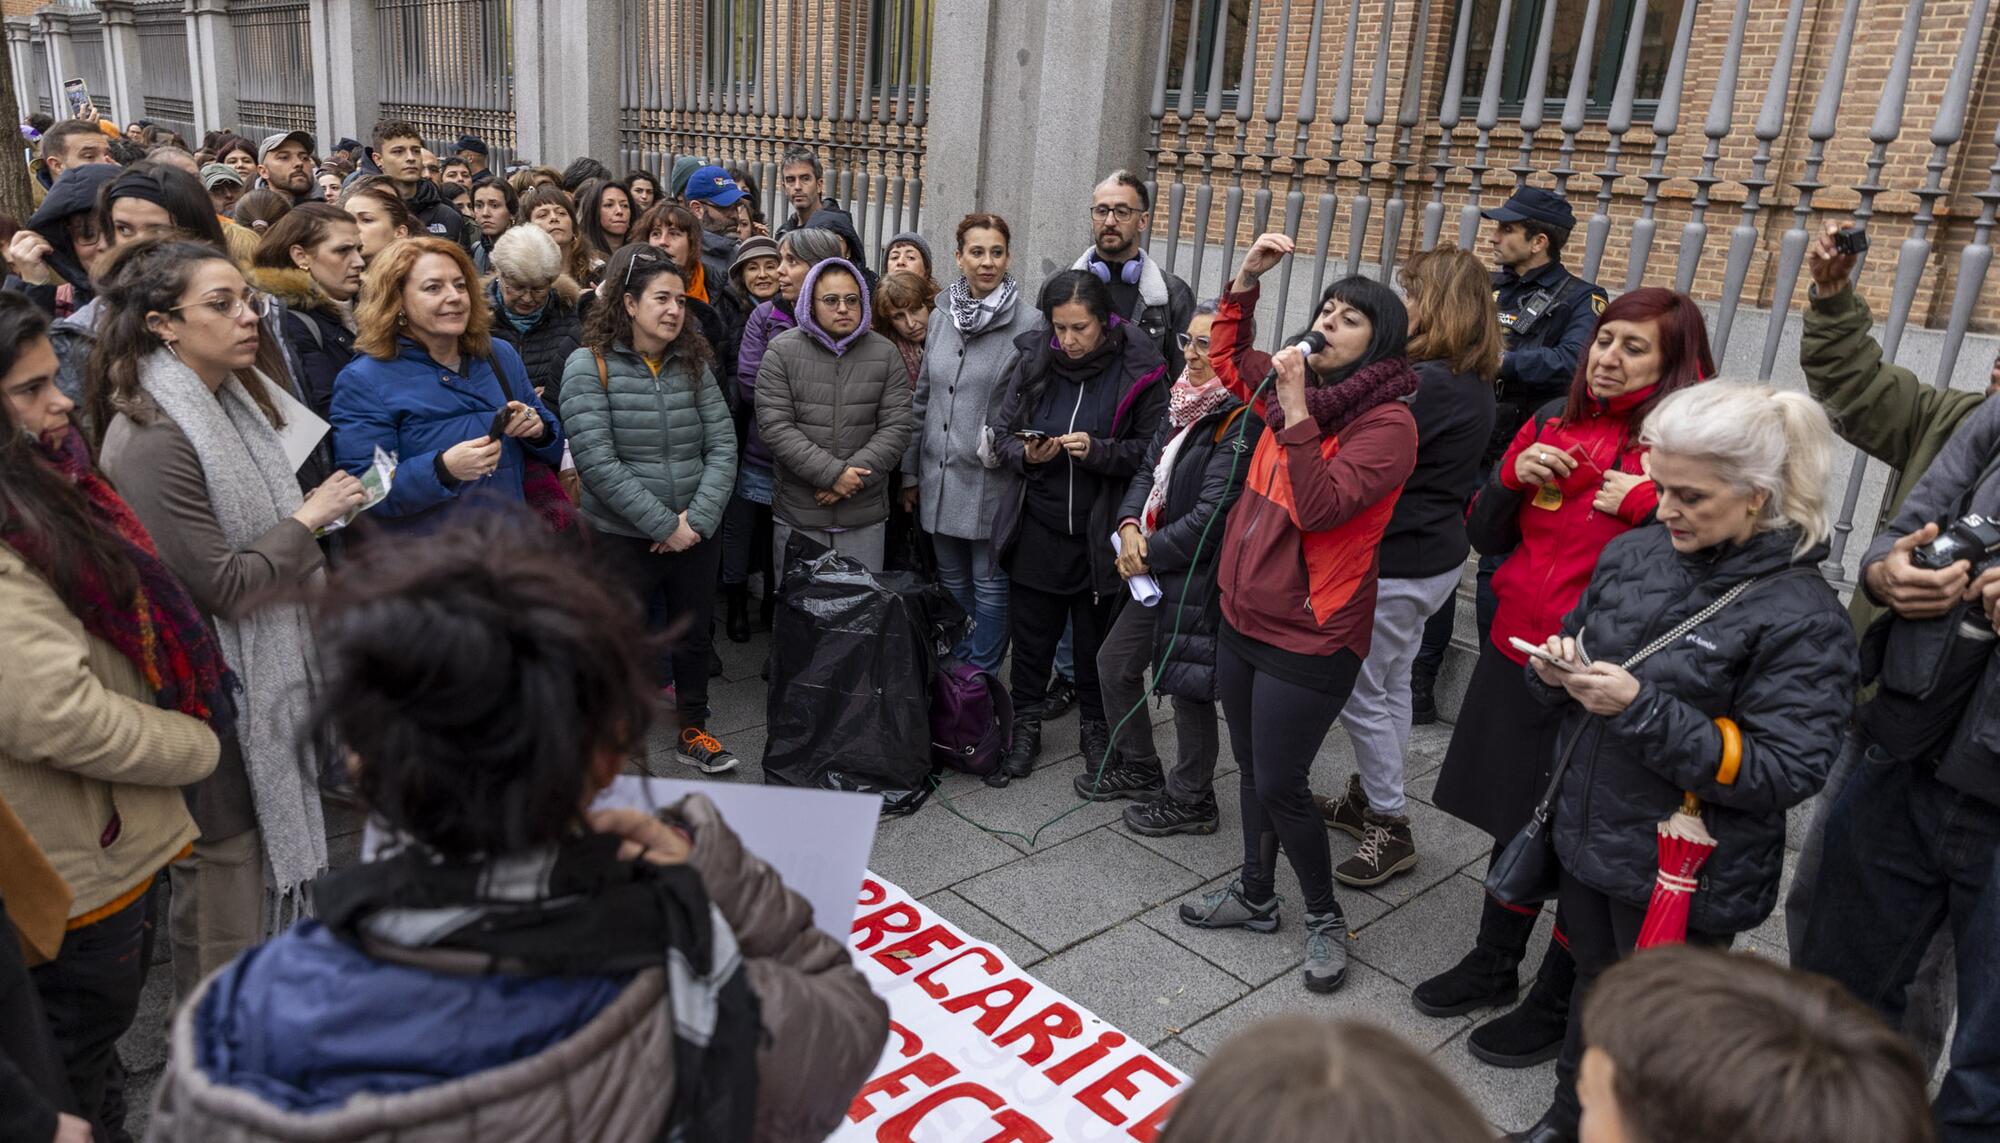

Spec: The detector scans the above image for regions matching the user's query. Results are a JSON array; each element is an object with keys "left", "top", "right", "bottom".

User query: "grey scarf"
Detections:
[
  {"left": 138, "top": 349, "right": 327, "bottom": 929},
  {"left": 948, "top": 275, "right": 1018, "bottom": 335}
]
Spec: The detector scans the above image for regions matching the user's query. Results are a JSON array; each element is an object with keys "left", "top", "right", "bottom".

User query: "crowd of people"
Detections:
[{"left": 0, "top": 109, "right": 1993, "bottom": 1143}]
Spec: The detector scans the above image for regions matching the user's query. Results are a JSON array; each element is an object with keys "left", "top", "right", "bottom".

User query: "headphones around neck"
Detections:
[{"left": 1086, "top": 250, "right": 1144, "bottom": 285}]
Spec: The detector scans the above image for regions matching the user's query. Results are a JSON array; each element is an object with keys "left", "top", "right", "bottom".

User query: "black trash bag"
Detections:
[{"left": 763, "top": 535, "right": 965, "bottom": 815}]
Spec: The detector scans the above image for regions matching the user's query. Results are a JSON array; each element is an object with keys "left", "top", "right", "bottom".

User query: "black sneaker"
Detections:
[
  {"left": 1032, "top": 676, "right": 1077, "bottom": 720},
  {"left": 1124, "top": 794, "right": 1219, "bottom": 836},
  {"left": 1314, "top": 773, "right": 1368, "bottom": 840},
  {"left": 1411, "top": 662, "right": 1439, "bottom": 725},
  {"left": 987, "top": 718, "right": 1041, "bottom": 787},
  {"left": 1074, "top": 756, "right": 1163, "bottom": 802},
  {"left": 1078, "top": 718, "right": 1112, "bottom": 770}
]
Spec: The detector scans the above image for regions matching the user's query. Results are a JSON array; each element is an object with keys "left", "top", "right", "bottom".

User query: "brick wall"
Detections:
[{"left": 1150, "top": 0, "right": 2000, "bottom": 330}]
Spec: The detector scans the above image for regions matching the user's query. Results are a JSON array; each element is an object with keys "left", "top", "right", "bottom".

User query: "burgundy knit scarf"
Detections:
[
  {"left": 1265, "top": 356, "right": 1421, "bottom": 435},
  {"left": 4, "top": 426, "right": 237, "bottom": 733}
]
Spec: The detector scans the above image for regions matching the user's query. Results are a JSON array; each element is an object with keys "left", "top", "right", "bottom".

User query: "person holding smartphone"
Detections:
[{"left": 1420, "top": 287, "right": 1712, "bottom": 1073}]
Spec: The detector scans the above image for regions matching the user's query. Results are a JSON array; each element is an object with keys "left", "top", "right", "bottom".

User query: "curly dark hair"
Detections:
[{"left": 583, "top": 243, "right": 716, "bottom": 388}]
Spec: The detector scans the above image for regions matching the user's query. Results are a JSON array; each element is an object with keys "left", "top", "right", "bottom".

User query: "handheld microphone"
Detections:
[{"left": 1259, "top": 330, "right": 1327, "bottom": 391}]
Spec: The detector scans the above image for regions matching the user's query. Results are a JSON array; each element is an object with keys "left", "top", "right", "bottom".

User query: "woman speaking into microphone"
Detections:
[{"left": 1173, "top": 232, "right": 1419, "bottom": 995}]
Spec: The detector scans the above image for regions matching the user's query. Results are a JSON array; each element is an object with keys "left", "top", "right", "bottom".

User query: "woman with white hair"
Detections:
[
  {"left": 488, "top": 223, "right": 583, "bottom": 401},
  {"left": 1510, "top": 380, "right": 1860, "bottom": 1140}
]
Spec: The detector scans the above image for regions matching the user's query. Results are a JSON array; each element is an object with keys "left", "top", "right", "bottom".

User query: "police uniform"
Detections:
[{"left": 1480, "top": 188, "right": 1607, "bottom": 463}]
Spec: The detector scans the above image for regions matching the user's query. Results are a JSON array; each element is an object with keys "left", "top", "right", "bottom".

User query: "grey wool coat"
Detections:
[
  {"left": 559, "top": 343, "right": 738, "bottom": 541},
  {"left": 901, "top": 286, "right": 1043, "bottom": 540}
]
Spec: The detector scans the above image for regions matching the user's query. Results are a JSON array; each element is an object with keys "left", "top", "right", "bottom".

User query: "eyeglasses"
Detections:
[
  {"left": 623, "top": 249, "right": 669, "bottom": 289},
  {"left": 1090, "top": 205, "right": 1142, "bottom": 223},
  {"left": 1175, "top": 332, "right": 1212, "bottom": 354},
  {"left": 816, "top": 293, "right": 863, "bottom": 310},
  {"left": 170, "top": 291, "right": 268, "bottom": 322}
]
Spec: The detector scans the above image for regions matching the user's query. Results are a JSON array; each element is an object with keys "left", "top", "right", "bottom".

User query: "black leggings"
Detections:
[
  {"left": 1217, "top": 639, "right": 1363, "bottom": 917},
  {"left": 594, "top": 529, "right": 722, "bottom": 729}
]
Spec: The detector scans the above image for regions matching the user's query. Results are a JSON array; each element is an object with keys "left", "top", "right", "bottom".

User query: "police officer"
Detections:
[
  {"left": 1410, "top": 186, "right": 1605, "bottom": 724},
  {"left": 1482, "top": 186, "right": 1607, "bottom": 458}
]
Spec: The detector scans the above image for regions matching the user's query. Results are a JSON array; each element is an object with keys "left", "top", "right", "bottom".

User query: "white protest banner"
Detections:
[{"left": 837, "top": 875, "right": 1189, "bottom": 1143}]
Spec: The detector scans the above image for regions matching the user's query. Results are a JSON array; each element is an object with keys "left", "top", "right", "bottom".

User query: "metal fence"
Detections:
[
  {"left": 1141, "top": 0, "right": 2000, "bottom": 583},
  {"left": 618, "top": 0, "right": 931, "bottom": 264},
  {"left": 67, "top": 16, "right": 109, "bottom": 116},
  {"left": 232, "top": 0, "right": 316, "bottom": 140},
  {"left": 135, "top": 0, "right": 193, "bottom": 141},
  {"left": 377, "top": 0, "right": 516, "bottom": 165}
]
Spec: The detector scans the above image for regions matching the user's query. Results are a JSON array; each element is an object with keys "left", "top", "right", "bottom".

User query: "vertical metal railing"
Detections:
[
  {"left": 231, "top": 0, "right": 316, "bottom": 140},
  {"left": 133, "top": 0, "right": 191, "bottom": 140},
  {"left": 29, "top": 34, "right": 51, "bottom": 115},
  {"left": 1141, "top": 0, "right": 2000, "bottom": 589},
  {"left": 67, "top": 13, "right": 110, "bottom": 114},
  {"left": 618, "top": 0, "right": 929, "bottom": 263},
  {"left": 376, "top": 0, "right": 516, "bottom": 166}
]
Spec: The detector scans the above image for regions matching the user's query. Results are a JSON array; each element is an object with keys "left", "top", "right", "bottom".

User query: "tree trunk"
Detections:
[{"left": 0, "top": 48, "right": 34, "bottom": 222}]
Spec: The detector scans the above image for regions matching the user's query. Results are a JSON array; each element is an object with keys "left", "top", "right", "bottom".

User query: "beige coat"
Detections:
[
  {"left": 0, "top": 543, "right": 219, "bottom": 919},
  {"left": 145, "top": 793, "right": 889, "bottom": 1143}
]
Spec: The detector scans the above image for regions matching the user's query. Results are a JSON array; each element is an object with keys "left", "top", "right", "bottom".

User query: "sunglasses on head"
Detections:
[{"left": 623, "top": 248, "right": 670, "bottom": 289}]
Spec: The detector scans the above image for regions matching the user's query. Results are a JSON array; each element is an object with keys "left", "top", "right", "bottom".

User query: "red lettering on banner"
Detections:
[
  {"left": 938, "top": 977, "right": 1034, "bottom": 1034},
  {"left": 1076, "top": 1055, "right": 1179, "bottom": 1127},
  {"left": 851, "top": 902, "right": 923, "bottom": 952},
  {"left": 991, "top": 1002, "right": 1084, "bottom": 1066},
  {"left": 910, "top": 945, "right": 1002, "bottom": 998},
  {"left": 859, "top": 878, "right": 887, "bottom": 907},
  {"left": 1127, "top": 1094, "right": 1177, "bottom": 1143},
  {"left": 847, "top": 1053, "right": 958, "bottom": 1123},
  {"left": 877, "top": 1083, "right": 1053, "bottom": 1143},
  {"left": 883, "top": 1019, "right": 923, "bottom": 1059},
  {"left": 1043, "top": 1030, "right": 1126, "bottom": 1083},
  {"left": 875, "top": 926, "right": 966, "bottom": 976}
]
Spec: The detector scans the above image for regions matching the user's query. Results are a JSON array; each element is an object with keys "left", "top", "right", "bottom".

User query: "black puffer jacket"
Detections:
[
  {"left": 1115, "top": 398, "right": 1262, "bottom": 700},
  {"left": 248, "top": 267, "right": 358, "bottom": 419},
  {"left": 1530, "top": 526, "right": 1856, "bottom": 934},
  {"left": 487, "top": 277, "right": 584, "bottom": 401}
]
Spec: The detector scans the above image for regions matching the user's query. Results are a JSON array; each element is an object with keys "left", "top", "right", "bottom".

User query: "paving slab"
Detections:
[
  {"left": 1151, "top": 1036, "right": 1207, "bottom": 1076},
  {"left": 922, "top": 889, "right": 1050, "bottom": 968},
  {"left": 869, "top": 797, "right": 1027, "bottom": 899},
  {"left": 957, "top": 828, "right": 1203, "bottom": 952},
  {"left": 1429, "top": 1025, "right": 1558, "bottom": 1135},
  {"left": 1028, "top": 921, "right": 1249, "bottom": 1048},
  {"left": 1179, "top": 959, "right": 1466, "bottom": 1057},
  {"left": 1139, "top": 867, "right": 1390, "bottom": 989},
  {"left": 931, "top": 761, "right": 1130, "bottom": 853}
]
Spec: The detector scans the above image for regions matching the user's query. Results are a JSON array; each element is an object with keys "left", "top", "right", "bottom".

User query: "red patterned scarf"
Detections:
[{"left": 4, "top": 426, "right": 237, "bottom": 733}]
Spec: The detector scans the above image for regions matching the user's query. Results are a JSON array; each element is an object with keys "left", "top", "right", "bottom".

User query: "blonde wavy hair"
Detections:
[
  {"left": 1640, "top": 380, "right": 1836, "bottom": 556},
  {"left": 354, "top": 236, "right": 493, "bottom": 362}
]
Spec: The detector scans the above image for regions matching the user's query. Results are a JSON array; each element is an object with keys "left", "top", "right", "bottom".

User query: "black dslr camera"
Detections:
[
  {"left": 1912, "top": 514, "right": 2000, "bottom": 571},
  {"left": 1832, "top": 227, "right": 1870, "bottom": 256}
]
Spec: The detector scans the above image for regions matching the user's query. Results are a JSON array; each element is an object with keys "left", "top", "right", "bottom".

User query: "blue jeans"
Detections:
[
  {"left": 1798, "top": 742, "right": 2000, "bottom": 1142},
  {"left": 932, "top": 534, "right": 1009, "bottom": 673}
]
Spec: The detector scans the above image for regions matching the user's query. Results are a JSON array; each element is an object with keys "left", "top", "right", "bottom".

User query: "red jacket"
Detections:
[
  {"left": 1211, "top": 285, "right": 1419, "bottom": 659},
  {"left": 1487, "top": 386, "right": 1660, "bottom": 664}
]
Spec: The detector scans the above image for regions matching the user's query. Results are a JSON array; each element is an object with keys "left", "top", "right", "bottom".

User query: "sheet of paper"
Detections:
[
  {"left": 266, "top": 380, "right": 332, "bottom": 474},
  {"left": 362, "top": 777, "right": 882, "bottom": 941},
  {"left": 1110, "top": 530, "right": 1163, "bottom": 607}
]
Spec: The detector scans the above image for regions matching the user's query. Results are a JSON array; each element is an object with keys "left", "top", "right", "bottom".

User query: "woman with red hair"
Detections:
[{"left": 1418, "top": 287, "right": 1713, "bottom": 1073}]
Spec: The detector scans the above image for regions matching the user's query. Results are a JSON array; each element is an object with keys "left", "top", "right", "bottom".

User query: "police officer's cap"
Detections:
[{"left": 1481, "top": 186, "right": 1576, "bottom": 231}]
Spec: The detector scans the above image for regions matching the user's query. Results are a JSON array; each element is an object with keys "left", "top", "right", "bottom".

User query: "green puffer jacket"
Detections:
[
  {"left": 1801, "top": 285, "right": 1989, "bottom": 634},
  {"left": 558, "top": 343, "right": 738, "bottom": 542}
]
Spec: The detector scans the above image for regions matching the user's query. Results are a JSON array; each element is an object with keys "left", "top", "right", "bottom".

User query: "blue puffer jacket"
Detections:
[
  {"left": 192, "top": 921, "right": 626, "bottom": 1113},
  {"left": 331, "top": 338, "right": 564, "bottom": 530}
]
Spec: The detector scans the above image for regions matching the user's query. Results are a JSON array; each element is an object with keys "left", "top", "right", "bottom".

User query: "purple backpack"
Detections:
[{"left": 931, "top": 658, "right": 1013, "bottom": 777}]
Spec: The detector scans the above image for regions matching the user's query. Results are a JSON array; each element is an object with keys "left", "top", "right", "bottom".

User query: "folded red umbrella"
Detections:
[{"left": 1636, "top": 792, "right": 1717, "bottom": 950}]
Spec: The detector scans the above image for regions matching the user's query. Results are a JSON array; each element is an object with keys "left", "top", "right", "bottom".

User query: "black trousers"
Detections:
[
  {"left": 1217, "top": 639, "right": 1364, "bottom": 917},
  {"left": 1009, "top": 581, "right": 1115, "bottom": 722},
  {"left": 1550, "top": 868, "right": 1730, "bottom": 1125},
  {"left": 595, "top": 529, "right": 723, "bottom": 729},
  {"left": 29, "top": 893, "right": 148, "bottom": 1141}
]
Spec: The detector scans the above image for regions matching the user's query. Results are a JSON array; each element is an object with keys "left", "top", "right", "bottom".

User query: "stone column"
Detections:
[
  {"left": 309, "top": 0, "right": 378, "bottom": 150},
  {"left": 511, "top": 0, "right": 620, "bottom": 169},
  {"left": 35, "top": 9, "right": 76, "bottom": 116},
  {"left": 182, "top": 0, "right": 237, "bottom": 137},
  {"left": 97, "top": 0, "right": 144, "bottom": 128},
  {"left": 4, "top": 20, "right": 35, "bottom": 118},
  {"left": 924, "top": 0, "right": 1164, "bottom": 282}
]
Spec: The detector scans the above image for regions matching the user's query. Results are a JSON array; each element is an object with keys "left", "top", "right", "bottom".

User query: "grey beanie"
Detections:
[{"left": 885, "top": 230, "right": 933, "bottom": 275}]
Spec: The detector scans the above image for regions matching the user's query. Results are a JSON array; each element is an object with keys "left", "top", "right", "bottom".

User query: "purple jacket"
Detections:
[{"left": 735, "top": 298, "right": 796, "bottom": 470}]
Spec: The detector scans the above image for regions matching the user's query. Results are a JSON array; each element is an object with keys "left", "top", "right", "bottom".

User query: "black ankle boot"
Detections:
[
  {"left": 1412, "top": 894, "right": 1538, "bottom": 1017},
  {"left": 1506, "top": 1104, "right": 1577, "bottom": 1143},
  {"left": 725, "top": 585, "right": 751, "bottom": 643},
  {"left": 1410, "top": 661, "right": 1439, "bottom": 725},
  {"left": 1469, "top": 936, "right": 1576, "bottom": 1068},
  {"left": 990, "top": 718, "right": 1041, "bottom": 785},
  {"left": 757, "top": 592, "right": 776, "bottom": 632}
]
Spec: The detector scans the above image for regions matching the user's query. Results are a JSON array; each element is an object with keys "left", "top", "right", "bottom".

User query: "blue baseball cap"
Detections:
[
  {"left": 1480, "top": 186, "right": 1577, "bottom": 230},
  {"left": 684, "top": 165, "right": 746, "bottom": 208}
]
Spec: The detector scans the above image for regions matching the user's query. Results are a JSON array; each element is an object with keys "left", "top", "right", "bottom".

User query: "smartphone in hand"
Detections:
[
  {"left": 488, "top": 406, "right": 512, "bottom": 441},
  {"left": 1510, "top": 637, "right": 1582, "bottom": 673},
  {"left": 1015, "top": 429, "right": 1050, "bottom": 441}
]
